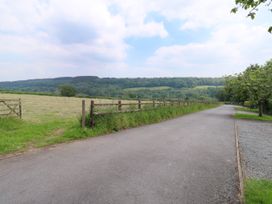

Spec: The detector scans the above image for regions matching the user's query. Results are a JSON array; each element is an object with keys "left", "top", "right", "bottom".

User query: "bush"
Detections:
[
  {"left": 244, "top": 101, "right": 256, "bottom": 108},
  {"left": 59, "top": 85, "right": 76, "bottom": 97}
]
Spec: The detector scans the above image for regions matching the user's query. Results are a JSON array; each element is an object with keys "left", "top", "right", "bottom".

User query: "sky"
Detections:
[{"left": 0, "top": 0, "right": 271, "bottom": 81}]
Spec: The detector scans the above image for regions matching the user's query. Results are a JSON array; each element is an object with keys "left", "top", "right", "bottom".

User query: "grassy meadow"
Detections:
[
  {"left": 0, "top": 93, "right": 219, "bottom": 155},
  {"left": 193, "top": 85, "right": 224, "bottom": 90},
  {"left": 123, "top": 86, "right": 171, "bottom": 92},
  {"left": 0, "top": 93, "right": 131, "bottom": 122}
]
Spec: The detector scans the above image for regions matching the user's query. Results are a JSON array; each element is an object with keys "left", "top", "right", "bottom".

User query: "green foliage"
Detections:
[
  {"left": 59, "top": 85, "right": 76, "bottom": 97},
  {"left": 83, "top": 103, "right": 219, "bottom": 131},
  {"left": 244, "top": 101, "right": 256, "bottom": 108},
  {"left": 225, "top": 59, "right": 272, "bottom": 116},
  {"left": 0, "top": 103, "right": 218, "bottom": 155},
  {"left": 0, "top": 77, "right": 224, "bottom": 101},
  {"left": 236, "top": 106, "right": 259, "bottom": 113},
  {"left": 245, "top": 179, "right": 272, "bottom": 204},
  {"left": 231, "top": 0, "right": 272, "bottom": 33}
]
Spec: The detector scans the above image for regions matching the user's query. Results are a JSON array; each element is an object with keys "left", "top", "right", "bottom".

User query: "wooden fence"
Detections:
[
  {"left": 0, "top": 99, "right": 22, "bottom": 118},
  {"left": 81, "top": 99, "right": 197, "bottom": 128}
]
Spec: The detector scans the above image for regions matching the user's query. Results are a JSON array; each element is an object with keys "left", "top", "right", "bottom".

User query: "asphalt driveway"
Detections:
[{"left": 0, "top": 105, "right": 239, "bottom": 204}]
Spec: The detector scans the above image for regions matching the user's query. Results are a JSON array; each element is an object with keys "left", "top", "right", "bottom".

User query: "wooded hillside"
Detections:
[{"left": 0, "top": 76, "right": 224, "bottom": 100}]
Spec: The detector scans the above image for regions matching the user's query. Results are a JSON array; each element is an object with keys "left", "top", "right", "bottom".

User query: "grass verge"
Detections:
[
  {"left": 0, "top": 103, "right": 219, "bottom": 155},
  {"left": 245, "top": 179, "right": 272, "bottom": 204},
  {"left": 235, "top": 107, "right": 259, "bottom": 113},
  {"left": 235, "top": 113, "right": 272, "bottom": 121}
]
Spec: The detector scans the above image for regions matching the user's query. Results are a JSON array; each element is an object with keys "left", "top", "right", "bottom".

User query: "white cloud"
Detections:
[
  {"left": 146, "top": 24, "right": 272, "bottom": 77},
  {"left": 0, "top": 0, "right": 271, "bottom": 80},
  {"left": 0, "top": 0, "right": 171, "bottom": 80}
]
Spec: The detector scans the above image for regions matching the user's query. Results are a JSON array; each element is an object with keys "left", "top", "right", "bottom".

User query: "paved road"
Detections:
[{"left": 0, "top": 105, "right": 239, "bottom": 204}]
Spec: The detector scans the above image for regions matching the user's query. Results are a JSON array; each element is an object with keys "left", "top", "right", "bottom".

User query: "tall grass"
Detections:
[{"left": 83, "top": 103, "right": 219, "bottom": 132}]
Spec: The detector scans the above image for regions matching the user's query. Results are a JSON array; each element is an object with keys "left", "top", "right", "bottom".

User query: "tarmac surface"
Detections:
[{"left": 0, "top": 105, "right": 239, "bottom": 204}]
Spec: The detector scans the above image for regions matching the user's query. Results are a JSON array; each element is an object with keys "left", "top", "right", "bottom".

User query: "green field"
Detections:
[
  {"left": 193, "top": 85, "right": 224, "bottom": 90},
  {"left": 124, "top": 85, "right": 223, "bottom": 92},
  {"left": 0, "top": 93, "right": 219, "bottom": 155},
  {"left": 0, "top": 93, "right": 135, "bottom": 122},
  {"left": 123, "top": 86, "right": 171, "bottom": 92}
]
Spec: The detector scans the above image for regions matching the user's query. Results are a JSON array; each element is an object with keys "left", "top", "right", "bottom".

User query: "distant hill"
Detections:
[{"left": 0, "top": 76, "right": 225, "bottom": 100}]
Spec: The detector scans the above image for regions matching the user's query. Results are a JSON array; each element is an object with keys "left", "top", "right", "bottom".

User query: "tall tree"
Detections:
[{"left": 224, "top": 60, "right": 272, "bottom": 116}]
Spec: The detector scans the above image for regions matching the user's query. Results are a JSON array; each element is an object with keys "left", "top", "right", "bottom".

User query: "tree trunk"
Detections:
[{"left": 258, "top": 101, "right": 263, "bottom": 117}]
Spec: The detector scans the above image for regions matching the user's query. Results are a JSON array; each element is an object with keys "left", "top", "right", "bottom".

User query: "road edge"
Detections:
[
  {"left": 234, "top": 120, "right": 244, "bottom": 204},
  {"left": 0, "top": 105, "right": 221, "bottom": 161}
]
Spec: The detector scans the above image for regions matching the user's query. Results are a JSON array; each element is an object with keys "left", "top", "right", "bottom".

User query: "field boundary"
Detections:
[{"left": 81, "top": 99, "right": 213, "bottom": 128}]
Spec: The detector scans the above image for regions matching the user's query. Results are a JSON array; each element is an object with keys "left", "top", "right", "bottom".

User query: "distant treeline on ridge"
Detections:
[{"left": 0, "top": 76, "right": 225, "bottom": 100}]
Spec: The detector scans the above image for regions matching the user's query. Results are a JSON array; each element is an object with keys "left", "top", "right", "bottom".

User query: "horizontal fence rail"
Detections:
[
  {"left": 81, "top": 99, "right": 210, "bottom": 128},
  {"left": 0, "top": 99, "right": 22, "bottom": 118}
]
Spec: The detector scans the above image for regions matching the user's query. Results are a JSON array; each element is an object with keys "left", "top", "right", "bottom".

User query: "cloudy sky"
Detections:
[{"left": 0, "top": 0, "right": 271, "bottom": 81}]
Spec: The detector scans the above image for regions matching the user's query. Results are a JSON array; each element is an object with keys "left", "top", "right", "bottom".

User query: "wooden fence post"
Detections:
[
  {"left": 90, "top": 100, "right": 95, "bottom": 128},
  {"left": 82, "top": 100, "right": 86, "bottom": 128},
  {"left": 153, "top": 100, "right": 155, "bottom": 108},
  {"left": 118, "top": 100, "right": 122, "bottom": 111},
  {"left": 19, "top": 98, "right": 22, "bottom": 119},
  {"left": 163, "top": 100, "right": 166, "bottom": 106},
  {"left": 138, "top": 100, "right": 141, "bottom": 110}
]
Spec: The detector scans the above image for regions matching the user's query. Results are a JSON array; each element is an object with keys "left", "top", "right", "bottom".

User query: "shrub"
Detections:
[{"left": 59, "top": 85, "right": 76, "bottom": 97}]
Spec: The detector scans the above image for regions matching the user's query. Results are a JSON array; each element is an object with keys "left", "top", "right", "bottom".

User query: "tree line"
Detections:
[
  {"left": 224, "top": 59, "right": 272, "bottom": 116},
  {"left": 0, "top": 77, "right": 224, "bottom": 101}
]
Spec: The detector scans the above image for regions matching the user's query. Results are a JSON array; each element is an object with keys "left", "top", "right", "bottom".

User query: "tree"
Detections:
[
  {"left": 59, "top": 85, "right": 76, "bottom": 97},
  {"left": 224, "top": 60, "right": 272, "bottom": 116},
  {"left": 231, "top": 0, "right": 272, "bottom": 33},
  {"left": 245, "top": 65, "right": 266, "bottom": 116}
]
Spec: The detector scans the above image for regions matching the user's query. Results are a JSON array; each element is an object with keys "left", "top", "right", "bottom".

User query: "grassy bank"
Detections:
[
  {"left": 245, "top": 179, "right": 272, "bottom": 204},
  {"left": 86, "top": 103, "right": 219, "bottom": 131},
  {"left": 235, "top": 113, "right": 272, "bottom": 121},
  {"left": 0, "top": 103, "right": 219, "bottom": 155}
]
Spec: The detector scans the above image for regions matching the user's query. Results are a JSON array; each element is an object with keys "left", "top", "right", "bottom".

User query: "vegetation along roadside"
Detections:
[
  {"left": 0, "top": 93, "right": 219, "bottom": 156},
  {"left": 245, "top": 179, "right": 272, "bottom": 204}
]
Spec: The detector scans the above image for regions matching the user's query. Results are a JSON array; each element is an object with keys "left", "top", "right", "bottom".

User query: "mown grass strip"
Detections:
[
  {"left": 0, "top": 103, "right": 219, "bottom": 155},
  {"left": 235, "top": 107, "right": 259, "bottom": 113},
  {"left": 0, "top": 117, "right": 72, "bottom": 154},
  {"left": 245, "top": 179, "right": 272, "bottom": 204},
  {"left": 235, "top": 113, "right": 272, "bottom": 121}
]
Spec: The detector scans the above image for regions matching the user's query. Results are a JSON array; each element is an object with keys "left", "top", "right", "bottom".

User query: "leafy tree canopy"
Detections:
[
  {"left": 224, "top": 59, "right": 272, "bottom": 116},
  {"left": 231, "top": 0, "right": 272, "bottom": 33}
]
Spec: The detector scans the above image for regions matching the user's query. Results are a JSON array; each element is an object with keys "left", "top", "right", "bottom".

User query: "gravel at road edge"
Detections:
[{"left": 237, "top": 119, "right": 272, "bottom": 179}]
